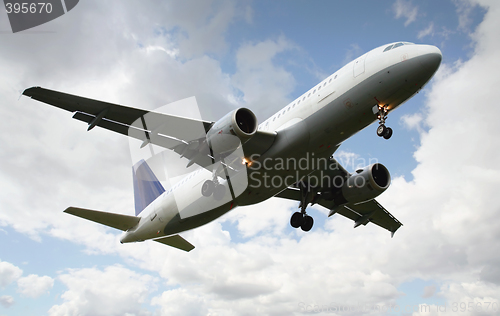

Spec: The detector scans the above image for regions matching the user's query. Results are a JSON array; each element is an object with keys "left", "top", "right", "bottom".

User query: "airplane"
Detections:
[{"left": 23, "top": 41, "right": 442, "bottom": 252}]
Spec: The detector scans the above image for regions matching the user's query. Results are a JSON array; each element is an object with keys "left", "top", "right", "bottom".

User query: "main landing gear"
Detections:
[
  {"left": 375, "top": 105, "right": 393, "bottom": 140},
  {"left": 201, "top": 166, "right": 226, "bottom": 201},
  {"left": 201, "top": 179, "right": 226, "bottom": 200},
  {"left": 290, "top": 182, "right": 316, "bottom": 232}
]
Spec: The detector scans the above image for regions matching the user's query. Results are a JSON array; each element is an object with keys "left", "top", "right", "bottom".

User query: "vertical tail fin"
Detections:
[{"left": 133, "top": 159, "right": 165, "bottom": 216}]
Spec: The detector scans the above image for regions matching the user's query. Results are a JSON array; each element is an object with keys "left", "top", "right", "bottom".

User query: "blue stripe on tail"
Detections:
[{"left": 132, "top": 159, "right": 165, "bottom": 216}]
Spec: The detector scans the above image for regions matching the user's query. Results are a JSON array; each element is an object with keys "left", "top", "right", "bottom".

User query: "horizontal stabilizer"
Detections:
[
  {"left": 64, "top": 207, "right": 140, "bottom": 231},
  {"left": 154, "top": 235, "right": 195, "bottom": 252}
]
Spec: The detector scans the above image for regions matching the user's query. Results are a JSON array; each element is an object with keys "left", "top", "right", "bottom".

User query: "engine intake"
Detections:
[
  {"left": 335, "top": 163, "right": 391, "bottom": 205},
  {"left": 206, "top": 108, "right": 258, "bottom": 157}
]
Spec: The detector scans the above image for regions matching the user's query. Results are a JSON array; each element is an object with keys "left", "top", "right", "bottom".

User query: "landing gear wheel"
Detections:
[
  {"left": 290, "top": 212, "right": 304, "bottom": 228},
  {"left": 201, "top": 180, "right": 215, "bottom": 197},
  {"left": 383, "top": 127, "right": 393, "bottom": 140},
  {"left": 376, "top": 125, "right": 387, "bottom": 137},
  {"left": 213, "top": 185, "right": 226, "bottom": 201},
  {"left": 301, "top": 215, "right": 314, "bottom": 232}
]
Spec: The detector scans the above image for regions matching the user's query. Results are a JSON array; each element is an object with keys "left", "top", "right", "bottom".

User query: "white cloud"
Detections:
[
  {"left": 48, "top": 266, "right": 156, "bottom": 316},
  {"left": 17, "top": 274, "right": 54, "bottom": 298},
  {"left": 0, "top": 260, "right": 22, "bottom": 288},
  {"left": 232, "top": 36, "right": 297, "bottom": 120},
  {"left": 153, "top": 0, "right": 250, "bottom": 59},
  {"left": 0, "top": 295, "right": 14, "bottom": 308},
  {"left": 401, "top": 112, "right": 424, "bottom": 133},
  {"left": 454, "top": 0, "right": 479, "bottom": 32},
  {"left": 412, "top": 281, "right": 499, "bottom": 316},
  {"left": 393, "top": 0, "right": 419, "bottom": 26},
  {"left": 151, "top": 289, "right": 209, "bottom": 316},
  {"left": 418, "top": 22, "right": 435, "bottom": 39},
  {"left": 422, "top": 285, "right": 436, "bottom": 298}
]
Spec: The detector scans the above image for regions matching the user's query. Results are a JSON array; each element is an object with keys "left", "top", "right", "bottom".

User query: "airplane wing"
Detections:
[
  {"left": 23, "top": 87, "right": 276, "bottom": 169},
  {"left": 274, "top": 157, "right": 402, "bottom": 236},
  {"left": 23, "top": 86, "right": 213, "bottom": 146}
]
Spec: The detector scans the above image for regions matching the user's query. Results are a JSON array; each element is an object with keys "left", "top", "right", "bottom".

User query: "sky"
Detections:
[{"left": 0, "top": 0, "right": 499, "bottom": 315}]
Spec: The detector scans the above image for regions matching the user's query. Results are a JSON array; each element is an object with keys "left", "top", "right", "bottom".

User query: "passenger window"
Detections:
[
  {"left": 313, "top": 89, "right": 316, "bottom": 93},
  {"left": 329, "top": 78, "right": 332, "bottom": 83},
  {"left": 273, "top": 117, "right": 275, "bottom": 121},
  {"left": 383, "top": 45, "right": 393, "bottom": 52},
  {"left": 334, "top": 75, "right": 337, "bottom": 79},
  {"left": 278, "top": 114, "right": 280, "bottom": 118},
  {"left": 308, "top": 93, "right": 311, "bottom": 97},
  {"left": 302, "top": 97, "right": 305, "bottom": 101},
  {"left": 292, "top": 103, "right": 295, "bottom": 108},
  {"left": 298, "top": 100, "right": 301, "bottom": 104},
  {"left": 318, "top": 85, "right": 321, "bottom": 90},
  {"left": 287, "top": 107, "right": 290, "bottom": 111}
]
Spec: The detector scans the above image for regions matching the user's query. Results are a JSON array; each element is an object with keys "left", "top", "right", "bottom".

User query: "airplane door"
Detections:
[{"left": 353, "top": 53, "right": 366, "bottom": 77}]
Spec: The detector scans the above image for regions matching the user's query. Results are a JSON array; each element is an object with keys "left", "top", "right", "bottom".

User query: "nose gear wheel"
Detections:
[{"left": 375, "top": 105, "right": 393, "bottom": 139}]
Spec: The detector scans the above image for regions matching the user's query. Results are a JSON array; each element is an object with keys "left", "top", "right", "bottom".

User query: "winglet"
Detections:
[{"left": 390, "top": 225, "right": 401, "bottom": 238}]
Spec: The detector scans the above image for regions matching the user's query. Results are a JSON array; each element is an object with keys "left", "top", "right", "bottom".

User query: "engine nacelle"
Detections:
[
  {"left": 338, "top": 163, "right": 391, "bottom": 204},
  {"left": 206, "top": 108, "right": 258, "bottom": 157}
]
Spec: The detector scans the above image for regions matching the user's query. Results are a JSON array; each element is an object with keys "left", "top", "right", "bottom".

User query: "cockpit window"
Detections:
[{"left": 384, "top": 42, "right": 408, "bottom": 52}]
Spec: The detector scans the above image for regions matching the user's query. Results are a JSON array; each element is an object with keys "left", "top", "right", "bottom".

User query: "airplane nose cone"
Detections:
[{"left": 419, "top": 45, "right": 442, "bottom": 73}]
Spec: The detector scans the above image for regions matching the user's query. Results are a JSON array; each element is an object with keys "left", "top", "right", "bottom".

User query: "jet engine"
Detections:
[
  {"left": 206, "top": 108, "right": 258, "bottom": 157},
  {"left": 334, "top": 163, "right": 391, "bottom": 204}
]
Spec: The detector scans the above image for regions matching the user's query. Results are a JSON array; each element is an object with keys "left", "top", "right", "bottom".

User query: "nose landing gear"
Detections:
[{"left": 375, "top": 105, "right": 393, "bottom": 140}]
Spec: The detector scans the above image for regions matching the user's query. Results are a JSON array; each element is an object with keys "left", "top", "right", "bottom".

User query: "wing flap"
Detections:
[
  {"left": 348, "top": 199, "right": 402, "bottom": 233},
  {"left": 64, "top": 207, "right": 140, "bottom": 231},
  {"left": 319, "top": 198, "right": 402, "bottom": 235},
  {"left": 154, "top": 235, "right": 195, "bottom": 252}
]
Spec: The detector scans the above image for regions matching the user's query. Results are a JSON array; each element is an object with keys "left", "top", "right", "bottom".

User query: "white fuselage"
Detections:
[{"left": 121, "top": 42, "right": 442, "bottom": 243}]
